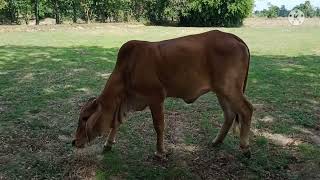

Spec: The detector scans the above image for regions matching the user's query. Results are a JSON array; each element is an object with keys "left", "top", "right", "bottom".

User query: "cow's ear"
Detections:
[
  {"left": 77, "top": 103, "right": 83, "bottom": 110},
  {"left": 88, "top": 97, "right": 96, "bottom": 103},
  {"left": 78, "top": 97, "right": 96, "bottom": 110}
]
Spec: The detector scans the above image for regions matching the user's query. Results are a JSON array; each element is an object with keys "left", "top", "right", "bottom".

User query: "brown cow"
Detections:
[{"left": 72, "top": 30, "right": 253, "bottom": 158}]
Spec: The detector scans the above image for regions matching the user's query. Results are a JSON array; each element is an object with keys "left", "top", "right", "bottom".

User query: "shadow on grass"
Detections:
[{"left": 0, "top": 45, "right": 319, "bottom": 179}]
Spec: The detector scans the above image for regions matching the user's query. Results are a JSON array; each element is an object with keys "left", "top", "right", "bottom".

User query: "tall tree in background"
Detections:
[
  {"left": 17, "top": 0, "right": 32, "bottom": 24},
  {"left": 0, "top": 0, "right": 6, "bottom": 10},
  {"left": 1, "top": 0, "right": 287, "bottom": 26},
  {"left": 7, "top": 0, "right": 18, "bottom": 24},
  {"left": 53, "top": 0, "right": 61, "bottom": 24},
  {"left": 179, "top": 0, "right": 253, "bottom": 27},
  {"left": 294, "top": 1, "right": 316, "bottom": 17},
  {"left": 94, "top": 0, "right": 110, "bottom": 23},
  {"left": 266, "top": 4, "right": 280, "bottom": 18},
  {"left": 0, "top": 0, "right": 6, "bottom": 24},
  {"left": 72, "top": 0, "right": 78, "bottom": 23},
  {"left": 145, "top": 0, "right": 170, "bottom": 24},
  {"left": 130, "top": 0, "right": 145, "bottom": 21},
  {"left": 164, "top": 0, "right": 186, "bottom": 23},
  {"left": 279, "top": 5, "right": 289, "bottom": 17},
  {"left": 34, "top": 0, "right": 40, "bottom": 24},
  {"left": 80, "top": 0, "right": 94, "bottom": 23},
  {"left": 316, "top": 8, "right": 320, "bottom": 17}
]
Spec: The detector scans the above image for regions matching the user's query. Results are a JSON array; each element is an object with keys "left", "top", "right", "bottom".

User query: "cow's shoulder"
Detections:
[
  {"left": 118, "top": 40, "right": 152, "bottom": 59},
  {"left": 118, "top": 40, "right": 139, "bottom": 58}
]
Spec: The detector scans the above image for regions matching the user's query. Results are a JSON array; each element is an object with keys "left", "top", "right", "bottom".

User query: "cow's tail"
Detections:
[
  {"left": 241, "top": 41, "right": 250, "bottom": 94},
  {"left": 230, "top": 34, "right": 250, "bottom": 93},
  {"left": 231, "top": 34, "right": 251, "bottom": 129}
]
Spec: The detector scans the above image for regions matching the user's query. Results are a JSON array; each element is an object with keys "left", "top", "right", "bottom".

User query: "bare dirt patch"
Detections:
[{"left": 160, "top": 110, "right": 243, "bottom": 179}]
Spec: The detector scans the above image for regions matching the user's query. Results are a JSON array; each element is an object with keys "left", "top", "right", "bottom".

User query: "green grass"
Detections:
[{"left": 0, "top": 23, "right": 319, "bottom": 179}]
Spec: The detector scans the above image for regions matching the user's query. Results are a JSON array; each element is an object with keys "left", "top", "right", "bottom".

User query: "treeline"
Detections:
[
  {"left": 0, "top": 0, "right": 253, "bottom": 27},
  {"left": 254, "top": 1, "right": 320, "bottom": 18}
]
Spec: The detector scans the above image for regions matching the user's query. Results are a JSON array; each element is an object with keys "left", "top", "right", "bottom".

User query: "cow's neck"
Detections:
[{"left": 98, "top": 71, "right": 125, "bottom": 109}]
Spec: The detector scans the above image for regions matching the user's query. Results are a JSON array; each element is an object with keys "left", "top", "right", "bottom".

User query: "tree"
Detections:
[
  {"left": 72, "top": 0, "right": 79, "bottom": 23},
  {"left": 145, "top": 0, "right": 170, "bottom": 25},
  {"left": 179, "top": 0, "right": 254, "bottom": 27},
  {"left": 0, "top": 0, "right": 6, "bottom": 10},
  {"left": 294, "top": 1, "right": 316, "bottom": 17},
  {"left": 80, "top": 0, "right": 94, "bottom": 23},
  {"left": 0, "top": 0, "right": 257, "bottom": 26},
  {"left": 16, "top": 0, "right": 32, "bottom": 24},
  {"left": 130, "top": 0, "right": 145, "bottom": 21},
  {"left": 93, "top": 0, "right": 126, "bottom": 23},
  {"left": 279, "top": 5, "right": 289, "bottom": 17},
  {"left": 164, "top": 0, "right": 186, "bottom": 23},
  {"left": 316, "top": 8, "right": 320, "bottom": 17},
  {"left": 34, "top": 0, "right": 40, "bottom": 25},
  {"left": 7, "top": 0, "right": 18, "bottom": 24},
  {"left": 53, "top": 0, "right": 61, "bottom": 24},
  {"left": 266, "top": 4, "right": 280, "bottom": 18}
]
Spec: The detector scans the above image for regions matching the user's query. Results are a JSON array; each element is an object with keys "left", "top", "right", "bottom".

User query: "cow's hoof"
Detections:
[
  {"left": 103, "top": 145, "right": 112, "bottom": 153},
  {"left": 154, "top": 151, "right": 168, "bottom": 161},
  {"left": 212, "top": 140, "right": 223, "bottom": 147},
  {"left": 241, "top": 148, "right": 251, "bottom": 158}
]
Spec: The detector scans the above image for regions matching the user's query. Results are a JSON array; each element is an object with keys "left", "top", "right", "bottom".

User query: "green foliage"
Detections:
[
  {"left": 298, "top": 143, "right": 320, "bottom": 162},
  {"left": 145, "top": 0, "right": 169, "bottom": 25},
  {"left": 179, "top": 0, "right": 254, "bottom": 27},
  {"left": 279, "top": 5, "right": 289, "bottom": 17},
  {"left": 130, "top": 0, "right": 145, "bottom": 21},
  {"left": 266, "top": 4, "right": 279, "bottom": 18},
  {"left": 254, "top": 4, "right": 280, "bottom": 18},
  {"left": 79, "top": 0, "right": 94, "bottom": 22},
  {"left": 2, "top": 0, "right": 320, "bottom": 26},
  {"left": 316, "top": 8, "right": 320, "bottom": 16},
  {"left": 17, "top": 0, "right": 32, "bottom": 24},
  {"left": 255, "top": 1, "right": 320, "bottom": 18},
  {"left": 294, "top": 0, "right": 316, "bottom": 17},
  {"left": 0, "top": 0, "right": 6, "bottom": 10},
  {"left": 0, "top": 0, "right": 254, "bottom": 26}
]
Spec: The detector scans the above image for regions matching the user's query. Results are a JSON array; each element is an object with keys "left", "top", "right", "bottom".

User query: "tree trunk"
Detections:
[
  {"left": 25, "top": 7, "right": 30, "bottom": 25},
  {"left": 9, "top": 0, "right": 16, "bottom": 24},
  {"left": 54, "top": 0, "right": 60, "bottom": 24},
  {"left": 35, "top": 0, "right": 39, "bottom": 25},
  {"left": 72, "top": 0, "right": 77, "bottom": 23},
  {"left": 85, "top": 10, "right": 89, "bottom": 23},
  {"left": 124, "top": 11, "right": 128, "bottom": 22}
]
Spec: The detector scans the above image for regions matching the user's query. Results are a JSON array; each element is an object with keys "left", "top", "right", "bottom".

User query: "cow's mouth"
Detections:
[{"left": 71, "top": 139, "right": 85, "bottom": 148}]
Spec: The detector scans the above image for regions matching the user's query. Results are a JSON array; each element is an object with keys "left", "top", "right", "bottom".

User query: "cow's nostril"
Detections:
[{"left": 72, "top": 140, "right": 76, "bottom": 146}]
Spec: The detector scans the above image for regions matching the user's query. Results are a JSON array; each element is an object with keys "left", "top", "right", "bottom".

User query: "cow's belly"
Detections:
[{"left": 165, "top": 78, "right": 211, "bottom": 104}]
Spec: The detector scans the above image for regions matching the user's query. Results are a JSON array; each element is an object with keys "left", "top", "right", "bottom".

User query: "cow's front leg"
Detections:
[
  {"left": 103, "top": 127, "right": 118, "bottom": 152},
  {"left": 150, "top": 103, "right": 166, "bottom": 159}
]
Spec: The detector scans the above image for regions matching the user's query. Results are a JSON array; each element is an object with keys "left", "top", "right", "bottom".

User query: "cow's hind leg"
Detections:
[
  {"left": 212, "top": 95, "right": 236, "bottom": 146},
  {"left": 228, "top": 94, "right": 253, "bottom": 156}
]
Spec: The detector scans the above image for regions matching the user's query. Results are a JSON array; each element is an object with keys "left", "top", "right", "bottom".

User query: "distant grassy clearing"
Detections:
[{"left": 0, "top": 22, "right": 319, "bottom": 179}]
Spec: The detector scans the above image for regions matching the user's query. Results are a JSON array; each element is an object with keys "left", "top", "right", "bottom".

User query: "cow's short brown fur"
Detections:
[{"left": 73, "top": 30, "right": 253, "bottom": 157}]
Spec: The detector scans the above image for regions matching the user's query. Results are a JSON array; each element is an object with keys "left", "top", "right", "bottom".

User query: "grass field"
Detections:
[{"left": 0, "top": 21, "right": 320, "bottom": 179}]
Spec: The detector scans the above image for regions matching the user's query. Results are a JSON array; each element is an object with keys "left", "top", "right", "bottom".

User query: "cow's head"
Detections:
[{"left": 72, "top": 97, "right": 112, "bottom": 148}]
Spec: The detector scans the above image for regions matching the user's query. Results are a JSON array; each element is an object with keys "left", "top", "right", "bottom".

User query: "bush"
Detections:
[{"left": 179, "top": 0, "right": 254, "bottom": 27}]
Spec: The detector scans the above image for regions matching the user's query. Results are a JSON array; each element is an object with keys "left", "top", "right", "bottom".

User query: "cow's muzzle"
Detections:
[{"left": 71, "top": 139, "right": 85, "bottom": 148}]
